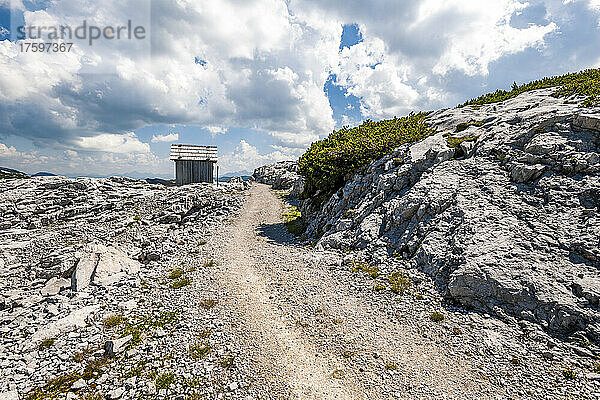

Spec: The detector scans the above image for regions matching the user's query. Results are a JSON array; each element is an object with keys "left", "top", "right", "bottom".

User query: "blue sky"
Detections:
[{"left": 0, "top": 0, "right": 599, "bottom": 177}]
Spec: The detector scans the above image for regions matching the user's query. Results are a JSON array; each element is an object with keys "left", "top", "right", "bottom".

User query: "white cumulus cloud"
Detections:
[{"left": 151, "top": 133, "right": 179, "bottom": 143}]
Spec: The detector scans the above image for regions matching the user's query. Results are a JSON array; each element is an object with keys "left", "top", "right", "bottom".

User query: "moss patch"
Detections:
[
  {"left": 155, "top": 372, "right": 176, "bottom": 390},
  {"left": 455, "top": 121, "right": 484, "bottom": 133},
  {"left": 167, "top": 268, "right": 184, "bottom": 280}
]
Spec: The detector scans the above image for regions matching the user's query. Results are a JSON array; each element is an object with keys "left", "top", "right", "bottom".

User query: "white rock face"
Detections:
[
  {"left": 40, "top": 277, "right": 70, "bottom": 296},
  {"left": 72, "top": 244, "right": 140, "bottom": 291},
  {"left": 253, "top": 161, "right": 304, "bottom": 195},
  {"left": 30, "top": 305, "right": 100, "bottom": 345},
  {"left": 301, "top": 88, "right": 600, "bottom": 340}
]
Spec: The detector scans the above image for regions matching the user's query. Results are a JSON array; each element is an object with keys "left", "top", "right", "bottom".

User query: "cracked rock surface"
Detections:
[{"left": 301, "top": 88, "right": 600, "bottom": 343}]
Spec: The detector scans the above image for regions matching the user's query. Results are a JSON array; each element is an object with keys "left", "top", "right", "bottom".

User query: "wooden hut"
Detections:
[{"left": 170, "top": 144, "right": 217, "bottom": 185}]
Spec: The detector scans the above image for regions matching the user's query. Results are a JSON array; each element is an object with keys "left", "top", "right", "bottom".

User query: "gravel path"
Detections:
[
  {"left": 209, "top": 184, "right": 497, "bottom": 399},
  {"left": 3, "top": 179, "right": 598, "bottom": 400}
]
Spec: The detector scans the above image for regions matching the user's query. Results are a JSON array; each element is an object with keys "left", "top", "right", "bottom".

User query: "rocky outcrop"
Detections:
[
  {"left": 0, "top": 176, "right": 248, "bottom": 392},
  {"left": 71, "top": 244, "right": 140, "bottom": 291},
  {"left": 252, "top": 161, "right": 304, "bottom": 195},
  {"left": 301, "top": 88, "right": 600, "bottom": 341}
]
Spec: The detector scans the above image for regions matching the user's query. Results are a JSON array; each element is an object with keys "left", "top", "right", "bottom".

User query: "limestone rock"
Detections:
[
  {"left": 40, "top": 277, "right": 70, "bottom": 296},
  {"left": 253, "top": 161, "right": 304, "bottom": 194},
  {"left": 30, "top": 305, "right": 99, "bottom": 346},
  {"left": 71, "top": 244, "right": 140, "bottom": 291},
  {"left": 301, "top": 88, "right": 600, "bottom": 340},
  {"left": 104, "top": 335, "right": 132, "bottom": 358}
]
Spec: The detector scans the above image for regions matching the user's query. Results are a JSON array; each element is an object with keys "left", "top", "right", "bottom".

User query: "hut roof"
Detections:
[{"left": 170, "top": 144, "right": 217, "bottom": 162}]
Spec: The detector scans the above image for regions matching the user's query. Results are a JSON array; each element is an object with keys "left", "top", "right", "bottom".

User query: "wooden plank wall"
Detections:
[{"left": 175, "top": 161, "right": 214, "bottom": 185}]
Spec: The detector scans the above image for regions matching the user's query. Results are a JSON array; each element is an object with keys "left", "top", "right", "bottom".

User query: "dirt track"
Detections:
[{"left": 210, "top": 184, "right": 496, "bottom": 399}]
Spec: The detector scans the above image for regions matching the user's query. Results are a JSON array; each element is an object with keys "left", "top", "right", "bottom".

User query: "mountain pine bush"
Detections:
[
  {"left": 460, "top": 68, "right": 600, "bottom": 107},
  {"left": 298, "top": 113, "right": 434, "bottom": 199}
]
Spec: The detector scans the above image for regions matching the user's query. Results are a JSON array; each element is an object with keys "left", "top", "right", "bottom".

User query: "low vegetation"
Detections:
[
  {"left": 562, "top": 368, "right": 577, "bottom": 380},
  {"left": 170, "top": 277, "right": 191, "bottom": 289},
  {"left": 430, "top": 312, "right": 445, "bottom": 322},
  {"left": 446, "top": 135, "right": 479, "bottom": 149},
  {"left": 119, "top": 311, "right": 178, "bottom": 345},
  {"left": 167, "top": 268, "right": 184, "bottom": 280},
  {"left": 103, "top": 314, "right": 125, "bottom": 328},
  {"left": 38, "top": 338, "right": 55, "bottom": 350},
  {"left": 155, "top": 372, "right": 176, "bottom": 390},
  {"left": 189, "top": 342, "right": 210, "bottom": 359},
  {"left": 385, "top": 361, "right": 398, "bottom": 371},
  {"left": 283, "top": 208, "right": 306, "bottom": 236},
  {"left": 460, "top": 68, "right": 600, "bottom": 107},
  {"left": 220, "top": 355, "right": 235, "bottom": 369},
  {"left": 455, "top": 121, "right": 484, "bottom": 132},
  {"left": 298, "top": 113, "right": 434, "bottom": 200},
  {"left": 389, "top": 271, "right": 411, "bottom": 294},
  {"left": 350, "top": 260, "right": 379, "bottom": 279},
  {"left": 26, "top": 357, "right": 110, "bottom": 400},
  {"left": 199, "top": 299, "right": 218, "bottom": 309}
]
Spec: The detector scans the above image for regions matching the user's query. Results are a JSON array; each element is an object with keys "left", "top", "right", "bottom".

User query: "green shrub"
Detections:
[
  {"left": 189, "top": 343, "right": 210, "bottom": 359},
  {"left": 155, "top": 372, "right": 176, "bottom": 389},
  {"left": 170, "top": 277, "right": 190, "bottom": 289},
  {"left": 167, "top": 268, "right": 184, "bottom": 280},
  {"left": 430, "top": 312, "right": 445, "bottom": 322},
  {"left": 298, "top": 113, "right": 434, "bottom": 199},
  {"left": 389, "top": 271, "right": 411, "bottom": 294},
  {"left": 460, "top": 68, "right": 600, "bottom": 107}
]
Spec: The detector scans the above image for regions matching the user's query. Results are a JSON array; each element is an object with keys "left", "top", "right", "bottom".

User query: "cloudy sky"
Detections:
[{"left": 0, "top": 0, "right": 599, "bottom": 177}]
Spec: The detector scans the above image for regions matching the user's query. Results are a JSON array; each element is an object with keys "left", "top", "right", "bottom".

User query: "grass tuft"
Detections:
[
  {"left": 430, "top": 312, "right": 445, "bottom": 322},
  {"left": 350, "top": 260, "right": 379, "bottom": 279},
  {"left": 385, "top": 361, "right": 398, "bottom": 371},
  {"left": 190, "top": 343, "right": 210, "bottom": 359},
  {"left": 167, "top": 268, "right": 184, "bottom": 280},
  {"left": 170, "top": 277, "right": 191, "bottom": 289},
  {"left": 446, "top": 135, "right": 479, "bottom": 149},
  {"left": 389, "top": 271, "right": 411, "bottom": 294},
  {"left": 199, "top": 299, "right": 218, "bottom": 309},
  {"left": 155, "top": 372, "right": 176, "bottom": 390},
  {"left": 562, "top": 368, "right": 576, "bottom": 380},
  {"left": 103, "top": 314, "right": 125, "bottom": 328},
  {"left": 39, "top": 338, "right": 55, "bottom": 350}
]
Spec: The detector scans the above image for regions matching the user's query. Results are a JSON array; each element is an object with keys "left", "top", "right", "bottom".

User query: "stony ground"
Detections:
[{"left": 1, "top": 179, "right": 600, "bottom": 399}]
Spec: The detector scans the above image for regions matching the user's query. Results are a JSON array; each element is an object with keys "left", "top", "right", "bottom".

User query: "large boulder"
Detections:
[
  {"left": 253, "top": 161, "right": 304, "bottom": 193},
  {"left": 71, "top": 244, "right": 140, "bottom": 291},
  {"left": 302, "top": 88, "right": 600, "bottom": 341}
]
